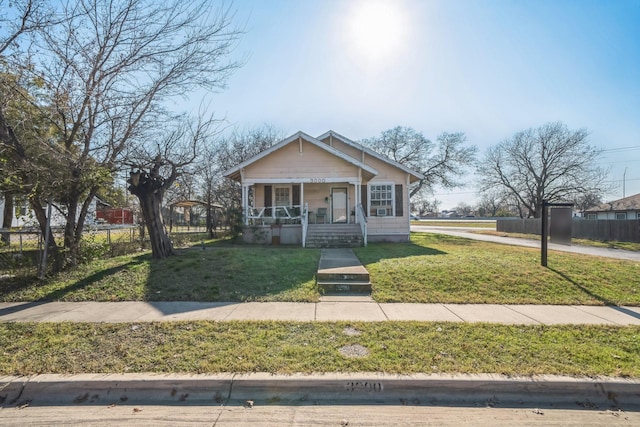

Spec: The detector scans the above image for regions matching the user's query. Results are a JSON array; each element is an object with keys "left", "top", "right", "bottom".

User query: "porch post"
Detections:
[
  {"left": 242, "top": 185, "right": 249, "bottom": 225},
  {"left": 300, "top": 181, "right": 304, "bottom": 211},
  {"left": 355, "top": 183, "right": 360, "bottom": 224}
]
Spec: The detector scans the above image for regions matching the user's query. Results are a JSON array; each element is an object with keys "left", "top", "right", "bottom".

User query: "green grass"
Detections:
[
  {"left": 411, "top": 221, "right": 495, "bottom": 228},
  {"left": 1, "top": 233, "right": 638, "bottom": 305},
  {"left": 0, "top": 321, "right": 638, "bottom": 377},
  {"left": 0, "top": 241, "right": 320, "bottom": 302},
  {"left": 473, "top": 230, "right": 640, "bottom": 252},
  {"left": 355, "top": 233, "right": 640, "bottom": 305}
]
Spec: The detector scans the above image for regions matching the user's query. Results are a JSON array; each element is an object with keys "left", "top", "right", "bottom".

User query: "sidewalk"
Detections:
[{"left": 2, "top": 299, "right": 640, "bottom": 324}]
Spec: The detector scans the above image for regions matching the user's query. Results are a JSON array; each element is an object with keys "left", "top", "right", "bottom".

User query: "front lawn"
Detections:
[
  {"left": 0, "top": 242, "right": 320, "bottom": 302},
  {"left": 355, "top": 233, "right": 640, "bottom": 305},
  {"left": 1, "top": 233, "right": 637, "bottom": 305}
]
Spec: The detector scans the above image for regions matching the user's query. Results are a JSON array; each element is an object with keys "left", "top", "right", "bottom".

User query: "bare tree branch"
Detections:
[{"left": 477, "top": 122, "right": 610, "bottom": 218}]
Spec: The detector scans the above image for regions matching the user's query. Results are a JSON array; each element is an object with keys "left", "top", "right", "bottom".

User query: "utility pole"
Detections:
[{"left": 623, "top": 167, "right": 628, "bottom": 198}]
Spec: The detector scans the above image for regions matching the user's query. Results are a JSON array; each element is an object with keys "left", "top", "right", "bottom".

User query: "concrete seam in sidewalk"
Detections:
[
  {"left": 442, "top": 303, "right": 466, "bottom": 322},
  {"left": 377, "top": 302, "right": 390, "bottom": 320},
  {"left": 504, "top": 305, "right": 541, "bottom": 325},
  {"left": 572, "top": 305, "right": 623, "bottom": 326}
]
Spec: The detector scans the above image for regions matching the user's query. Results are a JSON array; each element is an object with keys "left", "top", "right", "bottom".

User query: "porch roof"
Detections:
[{"left": 223, "top": 131, "right": 378, "bottom": 182}]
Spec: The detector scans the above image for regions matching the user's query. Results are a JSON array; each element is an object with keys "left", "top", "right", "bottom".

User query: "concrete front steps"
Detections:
[
  {"left": 316, "top": 248, "right": 371, "bottom": 293},
  {"left": 306, "top": 224, "right": 363, "bottom": 248}
]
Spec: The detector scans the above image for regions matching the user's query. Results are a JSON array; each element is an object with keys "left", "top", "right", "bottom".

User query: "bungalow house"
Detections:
[
  {"left": 583, "top": 193, "right": 640, "bottom": 220},
  {"left": 223, "top": 130, "right": 423, "bottom": 247}
]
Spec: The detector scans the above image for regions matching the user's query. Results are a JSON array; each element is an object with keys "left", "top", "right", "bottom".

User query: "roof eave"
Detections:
[{"left": 318, "top": 130, "right": 424, "bottom": 181}]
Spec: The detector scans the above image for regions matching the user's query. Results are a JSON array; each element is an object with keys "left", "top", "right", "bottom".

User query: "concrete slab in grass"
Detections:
[
  {"left": 508, "top": 305, "right": 613, "bottom": 325},
  {"left": 224, "top": 302, "right": 315, "bottom": 321},
  {"left": 43, "top": 302, "right": 123, "bottom": 322},
  {"left": 443, "top": 304, "right": 540, "bottom": 324},
  {"left": 380, "top": 303, "right": 463, "bottom": 322},
  {"left": 139, "top": 302, "right": 240, "bottom": 321},
  {"left": 572, "top": 306, "right": 640, "bottom": 326},
  {"left": 315, "top": 302, "right": 387, "bottom": 321},
  {"left": 0, "top": 302, "right": 80, "bottom": 322}
]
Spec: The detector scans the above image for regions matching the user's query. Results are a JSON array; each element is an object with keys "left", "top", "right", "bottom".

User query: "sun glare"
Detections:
[{"left": 348, "top": 0, "right": 408, "bottom": 62}]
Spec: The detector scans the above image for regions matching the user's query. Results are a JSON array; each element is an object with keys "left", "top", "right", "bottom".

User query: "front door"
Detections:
[{"left": 331, "top": 187, "right": 348, "bottom": 223}]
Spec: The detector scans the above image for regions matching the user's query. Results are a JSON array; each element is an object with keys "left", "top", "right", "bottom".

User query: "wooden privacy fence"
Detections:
[{"left": 497, "top": 219, "right": 640, "bottom": 243}]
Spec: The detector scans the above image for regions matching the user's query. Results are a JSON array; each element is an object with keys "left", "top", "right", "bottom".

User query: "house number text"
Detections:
[{"left": 308, "top": 178, "right": 326, "bottom": 183}]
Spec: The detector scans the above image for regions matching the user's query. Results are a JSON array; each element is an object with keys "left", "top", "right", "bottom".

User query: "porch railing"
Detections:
[
  {"left": 301, "top": 202, "right": 309, "bottom": 247},
  {"left": 247, "top": 205, "right": 303, "bottom": 224},
  {"left": 356, "top": 203, "right": 368, "bottom": 246}
]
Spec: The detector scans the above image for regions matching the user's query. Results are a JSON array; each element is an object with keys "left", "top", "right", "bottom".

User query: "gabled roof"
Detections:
[
  {"left": 586, "top": 193, "right": 640, "bottom": 212},
  {"left": 317, "top": 130, "right": 424, "bottom": 183},
  {"left": 223, "top": 131, "right": 378, "bottom": 182}
]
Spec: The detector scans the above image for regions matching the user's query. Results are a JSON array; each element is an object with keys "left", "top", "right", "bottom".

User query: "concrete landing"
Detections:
[{"left": 316, "top": 248, "right": 371, "bottom": 293}]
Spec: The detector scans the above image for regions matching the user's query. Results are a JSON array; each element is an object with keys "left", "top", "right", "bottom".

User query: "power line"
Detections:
[{"left": 601, "top": 146, "right": 640, "bottom": 153}]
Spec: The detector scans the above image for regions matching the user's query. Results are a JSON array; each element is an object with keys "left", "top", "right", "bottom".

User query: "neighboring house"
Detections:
[
  {"left": 583, "top": 193, "right": 640, "bottom": 220},
  {"left": 0, "top": 195, "right": 99, "bottom": 228},
  {"left": 223, "top": 130, "right": 423, "bottom": 246}
]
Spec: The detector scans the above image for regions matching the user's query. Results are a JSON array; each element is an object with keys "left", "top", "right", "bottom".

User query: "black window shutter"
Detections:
[
  {"left": 264, "top": 185, "right": 272, "bottom": 216},
  {"left": 395, "top": 184, "right": 403, "bottom": 217},
  {"left": 360, "top": 185, "right": 368, "bottom": 216},
  {"left": 292, "top": 184, "right": 300, "bottom": 206}
]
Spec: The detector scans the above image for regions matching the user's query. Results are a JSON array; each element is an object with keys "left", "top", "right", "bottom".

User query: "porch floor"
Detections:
[{"left": 316, "top": 249, "right": 371, "bottom": 293}]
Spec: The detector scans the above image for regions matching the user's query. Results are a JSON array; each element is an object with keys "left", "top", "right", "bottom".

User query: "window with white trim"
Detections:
[
  {"left": 586, "top": 214, "right": 597, "bottom": 220},
  {"left": 369, "top": 183, "right": 393, "bottom": 216},
  {"left": 616, "top": 212, "right": 627, "bottom": 220},
  {"left": 274, "top": 186, "right": 290, "bottom": 207}
]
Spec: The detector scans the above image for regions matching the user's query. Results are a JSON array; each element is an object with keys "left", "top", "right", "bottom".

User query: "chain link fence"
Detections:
[{"left": 0, "top": 225, "right": 229, "bottom": 278}]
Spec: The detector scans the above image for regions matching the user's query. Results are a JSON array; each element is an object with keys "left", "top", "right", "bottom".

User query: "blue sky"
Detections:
[{"left": 203, "top": 0, "right": 640, "bottom": 209}]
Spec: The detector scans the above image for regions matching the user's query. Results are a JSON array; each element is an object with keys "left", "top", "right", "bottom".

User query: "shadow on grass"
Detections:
[
  {"left": 40, "top": 258, "right": 149, "bottom": 301},
  {"left": 354, "top": 241, "right": 447, "bottom": 265},
  {"left": 549, "top": 267, "right": 640, "bottom": 320},
  {"left": 145, "top": 244, "right": 320, "bottom": 303}
]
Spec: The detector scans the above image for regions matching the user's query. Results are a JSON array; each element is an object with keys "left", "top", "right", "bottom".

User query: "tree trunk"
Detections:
[
  {"left": 64, "top": 197, "right": 80, "bottom": 266},
  {"left": 31, "top": 198, "right": 63, "bottom": 273},
  {"left": 136, "top": 189, "right": 175, "bottom": 259},
  {"left": 1, "top": 192, "right": 13, "bottom": 244}
]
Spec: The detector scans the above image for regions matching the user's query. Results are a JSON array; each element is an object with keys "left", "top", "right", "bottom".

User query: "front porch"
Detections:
[
  {"left": 240, "top": 180, "right": 368, "bottom": 247},
  {"left": 241, "top": 222, "right": 366, "bottom": 247},
  {"left": 241, "top": 180, "right": 365, "bottom": 226}
]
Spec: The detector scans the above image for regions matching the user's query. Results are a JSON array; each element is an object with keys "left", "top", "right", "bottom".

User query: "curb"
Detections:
[{"left": 2, "top": 373, "right": 640, "bottom": 410}]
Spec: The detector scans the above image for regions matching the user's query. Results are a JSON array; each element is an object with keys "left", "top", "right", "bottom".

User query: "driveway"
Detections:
[{"left": 411, "top": 225, "right": 640, "bottom": 262}]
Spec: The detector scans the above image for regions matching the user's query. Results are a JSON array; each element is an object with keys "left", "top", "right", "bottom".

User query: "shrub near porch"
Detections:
[{"left": 355, "top": 233, "right": 640, "bottom": 305}]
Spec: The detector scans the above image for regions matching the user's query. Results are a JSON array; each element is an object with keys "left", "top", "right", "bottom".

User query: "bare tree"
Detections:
[
  {"left": 455, "top": 202, "right": 473, "bottom": 217},
  {"left": 0, "top": 0, "right": 52, "bottom": 56},
  {"left": 1, "top": 0, "right": 242, "bottom": 266},
  {"left": 571, "top": 191, "right": 602, "bottom": 214},
  {"left": 360, "top": 126, "right": 477, "bottom": 198},
  {"left": 477, "top": 122, "right": 609, "bottom": 218},
  {"left": 410, "top": 197, "right": 440, "bottom": 217},
  {"left": 476, "top": 189, "right": 509, "bottom": 217},
  {"left": 127, "top": 116, "right": 218, "bottom": 258}
]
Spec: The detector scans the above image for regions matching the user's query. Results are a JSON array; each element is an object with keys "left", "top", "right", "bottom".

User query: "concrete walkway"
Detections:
[
  {"left": 411, "top": 225, "right": 640, "bottom": 261},
  {"left": 2, "top": 300, "right": 640, "bottom": 325}
]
